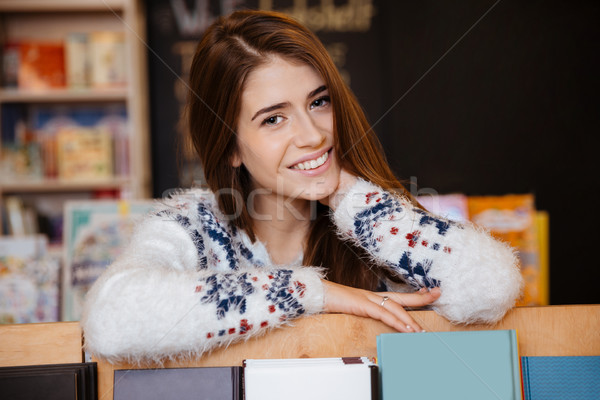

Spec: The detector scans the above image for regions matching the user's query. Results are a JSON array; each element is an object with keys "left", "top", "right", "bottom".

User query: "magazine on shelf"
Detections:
[
  {"left": 88, "top": 31, "right": 127, "bottom": 88},
  {"left": 56, "top": 126, "right": 113, "bottom": 180},
  {"left": 62, "top": 199, "right": 155, "bottom": 321},
  {"left": 467, "top": 194, "right": 546, "bottom": 306},
  {"left": 416, "top": 193, "right": 470, "bottom": 222},
  {"left": 0, "top": 235, "right": 60, "bottom": 323},
  {"left": 17, "top": 41, "right": 66, "bottom": 89}
]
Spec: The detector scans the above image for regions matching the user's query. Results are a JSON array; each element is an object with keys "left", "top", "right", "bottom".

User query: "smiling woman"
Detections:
[{"left": 81, "top": 10, "right": 523, "bottom": 364}]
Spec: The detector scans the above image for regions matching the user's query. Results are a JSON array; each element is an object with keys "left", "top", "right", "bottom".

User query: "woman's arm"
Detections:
[
  {"left": 329, "top": 175, "right": 523, "bottom": 325},
  {"left": 80, "top": 217, "right": 324, "bottom": 364}
]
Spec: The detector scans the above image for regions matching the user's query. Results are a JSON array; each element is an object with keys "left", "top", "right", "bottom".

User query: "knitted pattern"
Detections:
[
  {"left": 334, "top": 179, "right": 523, "bottom": 324},
  {"left": 81, "top": 180, "right": 523, "bottom": 363}
]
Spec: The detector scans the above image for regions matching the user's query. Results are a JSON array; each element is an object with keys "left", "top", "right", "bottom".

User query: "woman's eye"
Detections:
[
  {"left": 262, "top": 115, "right": 284, "bottom": 126},
  {"left": 310, "top": 95, "right": 330, "bottom": 109}
]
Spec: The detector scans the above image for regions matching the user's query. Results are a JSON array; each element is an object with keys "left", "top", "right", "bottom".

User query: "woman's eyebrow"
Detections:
[
  {"left": 251, "top": 102, "right": 289, "bottom": 121},
  {"left": 250, "top": 85, "right": 328, "bottom": 122},
  {"left": 308, "top": 85, "right": 327, "bottom": 99}
]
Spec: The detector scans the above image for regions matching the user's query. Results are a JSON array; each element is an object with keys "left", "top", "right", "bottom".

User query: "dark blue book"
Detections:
[{"left": 521, "top": 356, "right": 600, "bottom": 400}]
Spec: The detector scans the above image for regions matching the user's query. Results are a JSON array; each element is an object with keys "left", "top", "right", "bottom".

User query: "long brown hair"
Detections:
[{"left": 187, "top": 10, "right": 416, "bottom": 290}]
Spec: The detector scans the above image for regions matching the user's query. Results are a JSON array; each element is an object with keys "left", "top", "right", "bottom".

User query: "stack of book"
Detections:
[{"left": 0, "top": 362, "right": 97, "bottom": 400}]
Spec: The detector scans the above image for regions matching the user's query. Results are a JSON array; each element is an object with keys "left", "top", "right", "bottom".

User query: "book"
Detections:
[
  {"left": 417, "top": 193, "right": 470, "bottom": 222},
  {"left": 62, "top": 200, "right": 155, "bottom": 321},
  {"left": 113, "top": 367, "right": 242, "bottom": 400},
  {"left": 377, "top": 330, "right": 522, "bottom": 400},
  {"left": 89, "top": 32, "right": 127, "bottom": 88},
  {"left": 18, "top": 41, "right": 66, "bottom": 89},
  {"left": 244, "top": 357, "right": 378, "bottom": 400},
  {"left": 56, "top": 126, "right": 113, "bottom": 180},
  {"left": 2, "top": 41, "right": 20, "bottom": 88},
  {"left": 521, "top": 356, "right": 600, "bottom": 400},
  {"left": 467, "top": 194, "right": 547, "bottom": 306},
  {"left": 28, "top": 104, "right": 129, "bottom": 179},
  {"left": 0, "top": 362, "right": 97, "bottom": 400},
  {"left": 0, "top": 235, "right": 60, "bottom": 323},
  {"left": 65, "top": 33, "right": 89, "bottom": 88}
]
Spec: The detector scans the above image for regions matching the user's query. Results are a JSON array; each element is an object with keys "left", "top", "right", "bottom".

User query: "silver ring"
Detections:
[{"left": 380, "top": 296, "right": 390, "bottom": 307}]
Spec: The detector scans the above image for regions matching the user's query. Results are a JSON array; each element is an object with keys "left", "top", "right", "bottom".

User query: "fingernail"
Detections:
[
  {"left": 421, "top": 329, "right": 427, "bottom": 333},
  {"left": 406, "top": 325, "right": 412, "bottom": 331}
]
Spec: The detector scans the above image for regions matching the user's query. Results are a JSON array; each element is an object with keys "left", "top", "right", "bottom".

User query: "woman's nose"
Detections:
[{"left": 293, "top": 113, "right": 325, "bottom": 148}]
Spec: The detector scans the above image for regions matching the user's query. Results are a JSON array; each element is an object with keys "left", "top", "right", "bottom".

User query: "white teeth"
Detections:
[{"left": 292, "top": 151, "right": 329, "bottom": 170}]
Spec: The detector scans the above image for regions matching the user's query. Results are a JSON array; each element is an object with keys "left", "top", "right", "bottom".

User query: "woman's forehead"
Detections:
[{"left": 242, "top": 57, "right": 325, "bottom": 100}]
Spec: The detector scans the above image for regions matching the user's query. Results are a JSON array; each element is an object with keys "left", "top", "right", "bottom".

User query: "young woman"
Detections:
[{"left": 81, "top": 10, "right": 522, "bottom": 363}]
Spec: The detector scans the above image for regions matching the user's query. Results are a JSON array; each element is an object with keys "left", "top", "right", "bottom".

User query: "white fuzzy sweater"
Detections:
[{"left": 81, "top": 179, "right": 523, "bottom": 363}]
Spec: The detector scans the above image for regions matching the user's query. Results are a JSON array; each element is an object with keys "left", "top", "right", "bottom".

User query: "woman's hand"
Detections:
[
  {"left": 320, "top": 169, "right": 357, "bottom": 210},
  {"left": 322, "top": 280, "right": 441, "bottom": 333}
]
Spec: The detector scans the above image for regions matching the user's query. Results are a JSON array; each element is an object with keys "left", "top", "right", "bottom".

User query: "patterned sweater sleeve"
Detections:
[
  {"left": 80, "top": 198, "right": 324, "bottom": 364},
  {"left": 333, "top": 179, "right": 523, "bottom": 324}
]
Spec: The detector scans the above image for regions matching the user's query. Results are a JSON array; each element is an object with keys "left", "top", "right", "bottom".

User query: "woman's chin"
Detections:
[{"left": 297, "top": 182, "right": 338, "bottom": 202}]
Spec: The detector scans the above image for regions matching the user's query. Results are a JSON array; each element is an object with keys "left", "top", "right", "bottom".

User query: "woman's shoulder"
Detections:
[{"left": 151, "top": 187, "right": 223, "bottom": 221}]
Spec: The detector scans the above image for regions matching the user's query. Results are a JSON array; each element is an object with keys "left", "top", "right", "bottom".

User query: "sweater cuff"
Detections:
[{"left": 285, "top": 266, "right": 325, "bottom": 315}]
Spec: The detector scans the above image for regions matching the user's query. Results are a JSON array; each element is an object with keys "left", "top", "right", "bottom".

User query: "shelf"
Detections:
[
  {"left": 0, "top": 0, "right": 124, "bottom": 12},
  {"left": 0, "top": 87, "right": 128, "bottom": 103},
  {"left": 0, "top": 177, "right": 130, "bottom": 193}
]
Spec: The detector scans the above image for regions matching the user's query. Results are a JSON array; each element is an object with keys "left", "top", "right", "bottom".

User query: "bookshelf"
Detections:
[{"left": 0, "top": 0, "right": 151, "bottom": 238}]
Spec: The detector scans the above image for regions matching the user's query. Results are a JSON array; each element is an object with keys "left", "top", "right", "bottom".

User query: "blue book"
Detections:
[
  {"left": 377, "top": 330, "right": 522, "bottom": 400},
  {"left": 521, "top": 356, "right": 600, "bottom": 400}
]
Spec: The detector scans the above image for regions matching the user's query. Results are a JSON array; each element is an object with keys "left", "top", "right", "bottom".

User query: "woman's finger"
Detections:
[
  {"left": 372, "top": 297, "right": 424, "bottom": 332},
  {"left": 386, "top": 287, "right": 441, "bottom": 308},
  {"left": 362, "top": 294, "right": 420, "bottom": 332},
  {"left": 370, "top": 288, "right": 441, "bottom": 332}
]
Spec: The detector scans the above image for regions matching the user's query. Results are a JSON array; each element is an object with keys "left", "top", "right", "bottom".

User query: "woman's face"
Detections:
[{"left": 233, "top": 56, "right": 341, "bottom": 204}]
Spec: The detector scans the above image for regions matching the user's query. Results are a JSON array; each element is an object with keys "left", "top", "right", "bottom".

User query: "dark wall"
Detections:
[{"left": 146, "top": 0, "right": 600, "bottom": 305}]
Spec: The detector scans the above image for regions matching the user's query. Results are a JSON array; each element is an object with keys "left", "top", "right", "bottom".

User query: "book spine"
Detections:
[{"left": 64, "top": 33, "right": 89, "bottom": 89}]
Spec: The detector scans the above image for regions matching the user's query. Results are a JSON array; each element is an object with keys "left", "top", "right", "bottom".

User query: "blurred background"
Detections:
[{"left": 1, "top": 0, "right": 598, "bottom": 324}]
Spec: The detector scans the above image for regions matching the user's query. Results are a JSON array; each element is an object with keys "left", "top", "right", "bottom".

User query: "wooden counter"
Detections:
[{"left": 1, "top": 305, "right": 599, "bottom": 400}]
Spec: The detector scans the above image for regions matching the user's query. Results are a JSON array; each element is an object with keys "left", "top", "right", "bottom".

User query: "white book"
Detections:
[
  {"left": 89, "top": 31, "right": 127, "bottom": 88},
  {"left": 244, "top": 357, "right": 378, "bottom": 400},
  {"left": 65, "top": 32, "right": 89, "bottom": 88}
]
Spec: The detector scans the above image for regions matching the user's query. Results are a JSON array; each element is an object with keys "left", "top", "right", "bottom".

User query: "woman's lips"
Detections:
[{"left": 289, "top": 148, "right": 333, "bottom": 176}]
